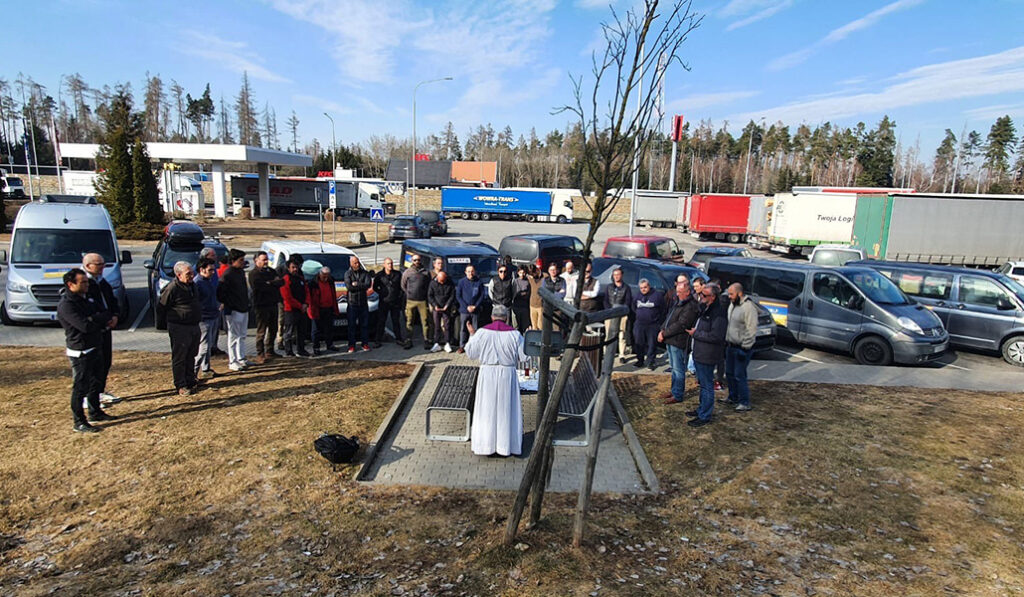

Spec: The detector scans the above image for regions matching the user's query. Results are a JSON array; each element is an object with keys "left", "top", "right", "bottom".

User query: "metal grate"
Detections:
[
  {"left": 429, "top": 365, "right": 478, "bottom": 410},
  {"left": 30, "top": 284, "right": 62, "bottom": 305}
]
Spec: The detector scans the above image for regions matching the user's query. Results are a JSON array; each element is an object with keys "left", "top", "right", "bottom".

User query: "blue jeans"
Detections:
[
  {"left": 726, "top": 345, "right": 753, "bottom": 406},
  {"left": 693, "top": 362, "right": 716, "bottom": 421},
  {"left": 347, "top": 305, "right": 369, "bottom": 347},
  {"left": 666, "top": 345, "right": 688, "bottom": 402}
]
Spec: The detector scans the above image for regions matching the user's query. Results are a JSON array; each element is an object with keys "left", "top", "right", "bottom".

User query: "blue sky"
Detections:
[{"left": 7, "top": 0, "right": 1024, "bottom": 154}]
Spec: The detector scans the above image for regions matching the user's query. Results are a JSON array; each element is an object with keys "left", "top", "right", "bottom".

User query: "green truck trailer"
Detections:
[{"left": 852, "top": 193, "right": 1024, "bottom": 267}]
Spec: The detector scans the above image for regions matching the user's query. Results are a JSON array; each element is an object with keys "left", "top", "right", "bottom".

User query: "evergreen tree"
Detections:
[
  {"left": 983, "top": 115, "right": 1017, "bottom": 176},
  {"left": 235, "top": 72, "right": 259, "bottom": 146},
  {"left": 855, "top": 116, "right": 897, "bottom": 186},
  {"left": 933, "top": 129, "right": 957, "bottom": 191},
  {"left": 143, "top": 73, "right": 165, "bottom": 141},
  {"left": 185, "top": 84, "right": 215, "bottom": 141},
  {"left": 94, "top": 88, "right": 140, "bottom": 227},
  {"left": 1013, "top": 135, "right": 1024, "bottom": 193},
  {"left": 131, "top": 139, "right": 162, "bottom": 224}
]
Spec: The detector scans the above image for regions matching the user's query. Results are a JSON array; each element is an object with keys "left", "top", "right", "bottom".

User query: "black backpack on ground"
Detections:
[{"left": 313, "top": 433, "right": 359, "bottom": 466}]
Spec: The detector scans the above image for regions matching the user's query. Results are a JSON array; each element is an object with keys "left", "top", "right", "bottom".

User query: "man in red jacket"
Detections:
[
  {"left": 280, "top": 259, "right": 310, "bottom": 357},
  {"left": 307, "top": 266, "right": 340, "bottom": 355}
]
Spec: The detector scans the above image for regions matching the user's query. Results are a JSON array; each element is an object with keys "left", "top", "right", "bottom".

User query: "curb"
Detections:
[{"left": 354, "top": 361, "right": 425, "bottom": 482}]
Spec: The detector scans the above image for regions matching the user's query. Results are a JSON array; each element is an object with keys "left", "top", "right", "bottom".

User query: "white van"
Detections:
[{"left": 1, "top": 196, "right": 132, "bottom": 324}]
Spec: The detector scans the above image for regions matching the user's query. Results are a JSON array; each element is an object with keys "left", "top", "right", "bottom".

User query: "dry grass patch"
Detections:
[
  {"left": 200, "top": 215, "right": 381, "bottom": 248},
  {"left": 2, "top": 346, "right": 1023, "bottom": 595}
]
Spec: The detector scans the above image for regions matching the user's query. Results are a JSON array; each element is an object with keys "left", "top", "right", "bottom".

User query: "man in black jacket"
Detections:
[
  {"left": 249, "top": 250, "right": 284, "bottom": 363},
  {"left": 82, "top": 252, "right": 119, "bottom": 405},
  {"left": 428, "top": 270, "right": 456, "bottom": 352},
  {"left": 603, "top": 267, "right": 633, "bottom": 362},
  {"left": 343, "top": 256, "right": 374, "bottom": 352},
  {"left": 687, "top": 283, "right": 728, "bottom": 427},
  {"left": 157, "top": 261, "right": 203, "bottom": 396},
  {"left": 401, "top": 255, "right": 431, "bottom": 349},
  {"left": 490, "top": 264, "right": 514, "bottom": 311},
  {"left": 217, "top": 249, "right": 251, "bottom": 371},
  {"left": 372, "top": 257, "right": 404, "bottom": 348},
  {"left": 57, "top": 268, "right": 115, "bottom": 433},
  {"left": 659, "top": 277, "right": 699, "bottom": 405}
]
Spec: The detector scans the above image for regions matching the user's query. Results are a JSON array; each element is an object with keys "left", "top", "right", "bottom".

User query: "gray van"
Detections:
[
  {"left": 707, "top": 257, "right": 948, "bottom": 366},
  {"left": 850, "top": 260, "right": 1024, "bottom": 367}
]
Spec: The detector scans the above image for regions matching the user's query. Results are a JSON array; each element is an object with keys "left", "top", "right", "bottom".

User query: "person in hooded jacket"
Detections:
[
  {"left": 280, "top": 259, "right": 310, "bottom": 357},
  {"left": 687, "top": 283, "right": 728, "bottom": 427},
  {"left": 307, "top": 266, "right": 340, "bottom": 355}
]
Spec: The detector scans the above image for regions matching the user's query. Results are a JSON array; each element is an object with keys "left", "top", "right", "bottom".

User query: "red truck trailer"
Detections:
[{"left": 686, "top": 193, "right": 752, "bottom": 243}]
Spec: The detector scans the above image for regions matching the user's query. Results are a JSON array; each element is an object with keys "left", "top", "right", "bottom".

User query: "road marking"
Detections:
[
  {"left": 771, "top": 347, "right": 824, "bottom": 364},
  {"left": 129, "top": 300, "right": 150, "bottom": 332},
  {"left": 942, "top": 362, "right": 971, "bottom": 371}
]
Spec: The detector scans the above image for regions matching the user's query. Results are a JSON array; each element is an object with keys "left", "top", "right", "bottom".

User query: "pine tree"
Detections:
[
  {"left": 983, "top": 115, "right": 1017, "bottom": 176},
  {"left": 94, "top": 88, "right": 140, "bottom": 227},
  {"left": 855, "top": 116, "right": 897, "bottom": 187},
  {"left": 235, "top": 72, "right": 259, "bottom": 146},
  {"left": 143, "top": 73, "right": 165, "bottom": 141},
  {"left": 131, "top": 139, "right": 162, "bottom": 224},
  {"left": 1013, "top": 135, "right": 1024, "bottom": 193},
  {"left": 933, "top": 129, "right": 957, "bottom": 191}
]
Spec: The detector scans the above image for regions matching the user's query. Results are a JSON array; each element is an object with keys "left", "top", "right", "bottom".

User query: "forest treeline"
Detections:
[{"left": 2, "top": 72, "right": 1023, "bottom": 195}]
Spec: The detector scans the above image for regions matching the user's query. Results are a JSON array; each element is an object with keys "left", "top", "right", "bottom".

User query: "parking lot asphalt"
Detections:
[{"left": 2, "top": 215, "right": 1021, "bottom": 386}]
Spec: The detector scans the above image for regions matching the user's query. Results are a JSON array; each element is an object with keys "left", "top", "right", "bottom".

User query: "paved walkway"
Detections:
[{"left": 357, "top": 353, "right": 646, "bottom": 493}]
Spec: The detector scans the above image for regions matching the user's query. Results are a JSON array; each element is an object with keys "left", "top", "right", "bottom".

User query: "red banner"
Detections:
[
  {"left": 414, "top": 153, "right": 431, "bottom": 162},
  {"left": 671, "top": 115, "right": 685, "bottom": 142}
]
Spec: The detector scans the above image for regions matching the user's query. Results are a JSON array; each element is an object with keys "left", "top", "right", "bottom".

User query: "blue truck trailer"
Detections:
[{"left": 440, "top": 187, "right": 574, "bottom": 223}]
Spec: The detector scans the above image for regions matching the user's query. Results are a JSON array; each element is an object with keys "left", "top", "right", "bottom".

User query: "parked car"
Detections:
[
  {"left": 996, "top": 260, "right": 1024, "bottom": 285},
  {"left": 601, "top": 235, "right": 686, "bottom": 263},
  {"left": 850, "top": 260, "right": 1024, "bottom": 367},
  {"left": 417, "top": 210, "right": 448, "bottom": 236},
  {"left": 1, "top": 195, "right": 132, "bottom": 325},
  {"left": 1, "top": 175, "right": 25, "bottom": 198},
  {"left": 389, "top": 215, "right": 431, "bottom": 242},
  {"left": 144, "top": 221, "right": 227, "bottom": 319},
  {"left": 707, "top": 257, "right": 948, "bottom": 366},
  {"left": 499, "top": 234, "right": 585, "bottom": 271},
  {"left": 260, "top": 240, "right": 379, "bottom": 335},
  {"left": 591, "top": 256, "right": 776, "bottom": 352},
  {"left": 400, "top": 239, "right": 500, "bottom": 285},
  {"left": 809, "top": 244, "right": 869, "bottom": 266},
  {"left": 688, "top": 245, "right": 752, "bottom": 271}
]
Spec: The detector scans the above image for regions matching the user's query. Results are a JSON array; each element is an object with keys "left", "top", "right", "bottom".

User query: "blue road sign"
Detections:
[
  {"left": 328, "top": 180, "right": 337, "bottom": 209},
  {"left": 370, "top": 208, "right": 385, "bottom": 222}
]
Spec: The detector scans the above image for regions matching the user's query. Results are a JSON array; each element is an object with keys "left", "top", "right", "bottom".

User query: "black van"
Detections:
[
  {"left": 499, "top": 234, "right": 585, "bottom": 271},
  {"left": 400, "top": 239, "right": 500, "bottom": 284},
  {"left": 707, "top": 257, "right": 948, "bottom": 365},
  {"left": 850, "top": 260, "right": 1024, "bottom": 367}
]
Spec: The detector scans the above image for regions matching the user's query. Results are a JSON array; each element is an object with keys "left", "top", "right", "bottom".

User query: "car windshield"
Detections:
[
  {"left": 12, "top": 228, "right": 115, "bottom": 264},
  {"left": 606, "top": 241, "right": 646, "bottom": 258},
  {"left": 690, "top": 252, "right": 714, "bottom": 265},
  {"left": 6, "top": 177, "right": 22, "bottom": 184},
  {"left": 161, "top": 244, "right": 207, "bottom": 273},
  {"left": 446, "top": 256, "right": 499, "bottom": 281},
  {"left": 997, "top": 275, "right": 1024, "bottom": 303},
  {"left": 416, "top": 211, "right": 438, "bottom": 223},
  {"left": 651, "top": 239, "right": 682, "bottom": 259},
  {"left": 812, "top": 249, "right": 860, "bottom": 266},
  {"left": 297, "top": 253, "right": 353, "bottom": 279},
  {"left": 847, "top": 270, "right": 909, "bottom": 305}
]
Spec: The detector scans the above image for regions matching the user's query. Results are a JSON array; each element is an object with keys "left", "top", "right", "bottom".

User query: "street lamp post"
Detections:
[
  {"left": 412, "top": 76, "right": 453, "bottom": 213},
  {"left": 323, "top": 112, "right": 336, "bottom": 175}
]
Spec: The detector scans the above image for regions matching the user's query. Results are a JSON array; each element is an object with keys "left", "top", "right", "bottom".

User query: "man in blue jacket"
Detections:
[
  {"left": 632, "top": 278, "right": 665, "bottom": 370},
  {"left": 194, "top": 258, "right": 221, "bottom": 378},
  {"left": 456, "top": 264, "right": 486, "bottom": 353},
  {"left": 687, "top": 283, "right": 728, "bottom": 427}
]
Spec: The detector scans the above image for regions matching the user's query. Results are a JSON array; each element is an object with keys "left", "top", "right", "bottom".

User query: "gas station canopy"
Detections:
[{"left": 58, "top": 142, "right": 313, "bottom": 219}]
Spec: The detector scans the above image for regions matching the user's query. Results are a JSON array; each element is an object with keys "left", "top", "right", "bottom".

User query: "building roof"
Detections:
[{"left": 59, "top": 142, "right": 312, "bottom": 167}]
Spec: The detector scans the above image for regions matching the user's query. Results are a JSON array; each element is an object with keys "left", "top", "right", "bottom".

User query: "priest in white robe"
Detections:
[{"left": 464, "top": 304, "right": 527, "bottom": 456}]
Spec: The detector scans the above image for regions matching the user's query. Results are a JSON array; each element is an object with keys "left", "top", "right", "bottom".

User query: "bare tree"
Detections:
[{"left": 504, "top": 0, "right": 701, "bottom": 547}]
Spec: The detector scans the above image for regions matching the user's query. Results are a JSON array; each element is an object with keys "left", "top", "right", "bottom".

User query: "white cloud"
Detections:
[
  {"left": 767, "top": 0, "right": 924, "bottom": 71},
  {"left": 720, "top": 0, "right": 793, "bottom": 31},
  {"left": 667, "top": 90, "right": 759, "bottom": 112},
  {"left": 292, "top": 93, "right": 352, "bottom": 115},
  {"left": 733, "top": 46, "right": 1024, "bottom": 124},
  {"left": 964, "top": 103, "right": 1024, "bottom": 121},
  {"left": 178, "top": 32, "right": 290, "bottom": 83}
]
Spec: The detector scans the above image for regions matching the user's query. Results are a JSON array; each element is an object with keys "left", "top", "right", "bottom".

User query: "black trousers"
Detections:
[
  {"left": 512, "top": 304, "right": 530, "bottom": 334},
  {"left": 633, "top": 322, "right": 660, "bottom": 364},
  {"left": 167, "top": 322, "right": 200, "bottom": 390},
  {"left": 98, "top": 330, "right": 112, "bottom": 394},
  {"left": 253, "top": 305, "right": 278, "bottom": 356},
  {"left": 376, "top": 302, "right": 403, "bottom": 342},
  {"left": 283, "top": 310, "right": 309, "bottom": 352},
  {"left": 432, "top": 309, "right": 451, "bottom": 345},
  {"left": 311, "top": 307, "right": 335, "bottom": 347},
  {"left": 69, "top": 350, "right": 103, "bottom": 425}
]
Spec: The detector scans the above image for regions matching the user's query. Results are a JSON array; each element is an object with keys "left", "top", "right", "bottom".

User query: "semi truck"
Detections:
[
  {"left": 686, "top": 193, "right": 752, "bottom": 242},
  {"left": 229, "top": 177, "right": 394, "bottom": 217},
  {"left": 628, "top": 189, "right": 686, "bottom": 227},
  {"left": 767, "top": 191, "right": 858, "bottom": 256},
  {"left": 440, "top": 187, "right": 574, "bottom": 223},
  {"left": 851, "top": 192, "right": 1024, "bottom": 266},
  {"left": 746, "top": 194, "right": 774, "bottom": 249},
  {"left": 63, "top": 169, "right": 204, "bottom": 214}
]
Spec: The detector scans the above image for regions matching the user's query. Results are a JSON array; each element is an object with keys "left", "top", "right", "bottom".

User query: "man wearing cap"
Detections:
[{"left": 464, "top": 304, "right": 527, "bottom": 457}]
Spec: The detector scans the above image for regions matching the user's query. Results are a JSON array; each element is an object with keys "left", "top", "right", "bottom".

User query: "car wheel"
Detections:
[
  {"left": 0, "top": 301, "right": 17, "bottom": 326},
  {"left": 481, "top": 213, "right": 491, "bottom": 221},
  {"left": 470, "top": 212, "right": 480, "bottom": 220},
  {"left": 557, "top": 215, "right": 567, "bottom": 224},
  {"left": 853, "top": 335, "right": 893, "bottom": 366},
  {"left": 727, "top": 233, "right": 741, "bottom": 243},
  {"left": 461, "top": 212, "right": 470, "bottom": 220},
  {"left": 1001, "top": 335, "right": 1024, "bottom": 367},
  {"left": 527, "top": 215, "right": 537, "bottom": 223}
]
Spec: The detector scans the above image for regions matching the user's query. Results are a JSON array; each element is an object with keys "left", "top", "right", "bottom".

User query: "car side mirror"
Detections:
[
  {"left": 121, "top": 249, "right": 133, "bottom": 264},
  {"left": 997, "top": 298, "right": 1015, "bottom": 311},
  {"left": 143, "top": 259, "right": 155, "bottom": 270}
]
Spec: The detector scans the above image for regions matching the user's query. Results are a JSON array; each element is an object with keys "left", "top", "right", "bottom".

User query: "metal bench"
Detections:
[
  {"left": 425, "top": 365, "right": 478, "bottom": 442},
  {"left": 554, "top": 357, "right": 600, "bottom": 447}
]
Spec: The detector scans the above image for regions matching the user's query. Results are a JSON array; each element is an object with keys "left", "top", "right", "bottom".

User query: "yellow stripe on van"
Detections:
[{"left": 759, "top": 299, "right": 789, "bottom": 327}]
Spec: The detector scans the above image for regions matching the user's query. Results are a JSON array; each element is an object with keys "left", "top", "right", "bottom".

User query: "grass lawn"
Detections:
[{"left": 1, "top": 347, "right": 1022, "bottom": 595}]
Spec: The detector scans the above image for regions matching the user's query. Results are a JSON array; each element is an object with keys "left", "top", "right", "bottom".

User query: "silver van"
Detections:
[
  {"left": 809, "top": 244, "right": 868, "bottom": 266},
  {"left": 852, "top": 260, "right": 1024, "bottom": 367},
  {"left": 1, "top": 196, "right": 132, "bottom": 324},
  {"left": 708, "top": 257, "right": 948, "bottom": 366}
]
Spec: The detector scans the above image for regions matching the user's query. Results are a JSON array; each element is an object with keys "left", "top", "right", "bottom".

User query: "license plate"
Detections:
[
  {"left": 932, "top": 344, "right": 946, "bottom": 354},
  {"left": 756, "top": 326, "right": 772, "bottom": 337},
  {"left": 333, "top": 319, "right": 348, "bottom": 327}
]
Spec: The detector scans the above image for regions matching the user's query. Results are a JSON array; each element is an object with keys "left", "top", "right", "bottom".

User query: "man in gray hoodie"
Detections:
[
  {"left": 724, "top": 283, "right": 759, "bottom": 411},
  {"left": 401, "top": 255, "right": 431, "bottom": 349}
]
